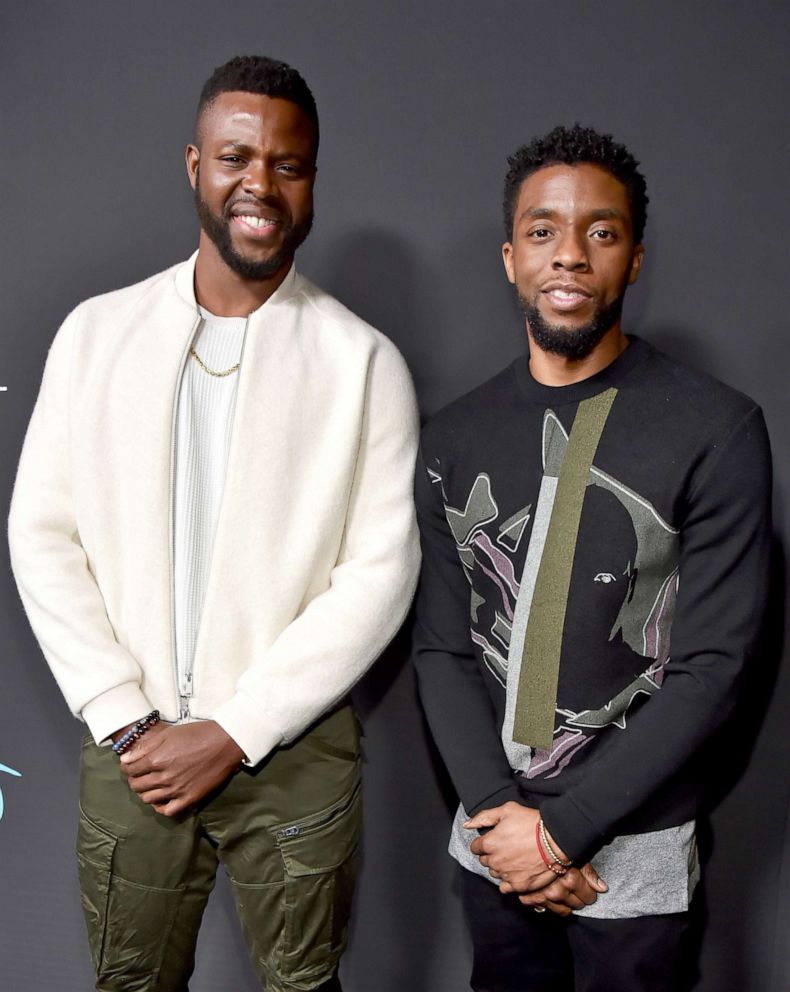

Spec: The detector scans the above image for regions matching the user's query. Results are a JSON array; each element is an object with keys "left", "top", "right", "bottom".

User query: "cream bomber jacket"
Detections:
[{"left": 8, "top": 255, "right": 420, "bottom": 765}]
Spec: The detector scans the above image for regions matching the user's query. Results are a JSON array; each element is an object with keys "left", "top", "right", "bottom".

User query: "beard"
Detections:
[
  {"left": 194, "top": 177, "right": 313, "bottom": 281},
  {"left": 518, "top": 291, "right": 625, "bottom": 361}
]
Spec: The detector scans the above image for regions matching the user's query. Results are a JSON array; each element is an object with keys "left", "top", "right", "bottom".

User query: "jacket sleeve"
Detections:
[
  {"left": 211, "top": 339, "right": 421, "bottom": 765},
  {"left": 412, "top": 443, "right": 524, "bottom": 814},
  {"left": 8, "top": 309, "right": 152, "bottom": 744},
  {"left": 541, "top": 406, "right": 773, "bottom": 863}
]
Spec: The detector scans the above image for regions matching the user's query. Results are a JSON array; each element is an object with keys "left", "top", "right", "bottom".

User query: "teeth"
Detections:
[
  {"left": 237, "top": 215, "right": 275, "bottom": 229},
  {"left": 552, "top": 290, "right": 582, "bottom": 299}
]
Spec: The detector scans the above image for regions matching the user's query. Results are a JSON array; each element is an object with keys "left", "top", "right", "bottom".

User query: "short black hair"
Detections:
[
  {"left": 196, "top": 55, "right": 319, "bottom": 156},
  {"left": 503, "top": 124, "right": 648, "bottom": 243}
]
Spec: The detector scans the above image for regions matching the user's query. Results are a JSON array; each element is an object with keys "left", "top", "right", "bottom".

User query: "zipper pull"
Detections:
[
  {"left": 179, "top": 695, "right": 191, "bottom": 721},
  {"left": 277, "top": 825, "right": 300, "bottom": 840}
]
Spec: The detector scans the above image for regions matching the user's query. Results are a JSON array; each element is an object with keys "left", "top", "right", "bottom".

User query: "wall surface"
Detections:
[{"left": 1, "top": 2, "right": 788, "bottom": 989}]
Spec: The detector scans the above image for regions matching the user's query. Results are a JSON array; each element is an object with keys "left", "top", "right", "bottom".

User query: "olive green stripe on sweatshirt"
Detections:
[{"left": 513, "top": 388, "right": 617, "bottom": 748}]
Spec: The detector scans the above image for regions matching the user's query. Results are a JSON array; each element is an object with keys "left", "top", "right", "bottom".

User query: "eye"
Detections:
[
  {"left": 219, "top": 155, "right": 244, "bottom": 166},
  {"left": 528, "top": 227, "right": 553, "bottom": 239},
  {"left": 593, "top": 572, "right": 617, "bottom": 584},
  {"left": 276, "top": 163, "right": 300, "bottom": 176},
  {"left": 591, "top": 228, "right": 616, "bottom": 241}
]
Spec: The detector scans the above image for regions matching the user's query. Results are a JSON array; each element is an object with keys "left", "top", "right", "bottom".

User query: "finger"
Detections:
[
  {"left": 561, "top": 881, "right": 598, "bottom": 907},
  {"left": 536, "top": 898, "right": 573, "bottom": 917},
  {"left": 516, "top": 891, "right": 540, "bottom": 907},
  {"left": 139, "top": 787, "right": 176, "bottom": 805},
  {"left": 581, "top": 862, "right": 608, "bottom": 892},
  {"left": 505, "top": 870, "right": 557, "bottom": 894},
  {"left": 488, "top": 868, "right": 501, "bottom": 879},
  {"left": 125, "top": 772, "right": 165, "bottom": 794},
  {"left": 499, "top": 881, "right": 513, "bottom": 894},
  {"left": 119, "top": 747, "right": 157, "bottom": 773},
  {"left": 464, "top": 808, "right": 501, "bottom": 829},
  {"left": 119, "top": 730, "right": 164, "bottom": 768},
  {"left": 153, "top": 796, "right": 190, "bottom": 817},
  {"left": 470, "top": 835, "right": 494, "bottom": 856},
  {"left": 560, "top": 874, "right": 599, "bottom": 906},
  {"left": 552, "top": 870, "right": 596, "bottom": 901},
  {"left": 546, "top": 887, "right": 586, "bottom": 910}
]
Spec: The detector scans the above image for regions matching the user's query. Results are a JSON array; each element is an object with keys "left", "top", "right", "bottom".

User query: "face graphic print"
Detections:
[{"left": 437, "top": 404, "right": 680, "bottom": 779}]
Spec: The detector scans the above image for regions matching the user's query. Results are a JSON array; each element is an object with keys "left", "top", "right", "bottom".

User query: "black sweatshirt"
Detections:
[{"left": 413, "top": 337, "right": 771, "bottom": 864}]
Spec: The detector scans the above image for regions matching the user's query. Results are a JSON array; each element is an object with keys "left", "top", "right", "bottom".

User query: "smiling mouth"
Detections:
[
  {"left": 542, "top": 287, "right": 592, "bottom": 311},
  {"left": 232, "top": 215, "right": 281, "bottom": 236}
]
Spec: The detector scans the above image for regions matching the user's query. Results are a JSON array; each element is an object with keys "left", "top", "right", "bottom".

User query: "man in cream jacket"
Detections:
[{"left": 8, "top": 55, "right": 419, "bottom": 992}]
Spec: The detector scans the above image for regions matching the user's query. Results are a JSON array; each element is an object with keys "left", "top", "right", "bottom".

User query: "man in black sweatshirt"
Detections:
[{"left": 413, "top": 124, "right": 771, "bottom": 992}]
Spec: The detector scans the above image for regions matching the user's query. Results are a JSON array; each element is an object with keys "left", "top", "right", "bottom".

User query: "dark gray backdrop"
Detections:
[{"left": 1, "top": 2, "right": 788, "bottom": 989}]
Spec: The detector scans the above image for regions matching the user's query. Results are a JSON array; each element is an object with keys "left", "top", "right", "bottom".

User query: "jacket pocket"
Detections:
[{"left": 274, "top": 781, "right": 362, "bottom": 982}]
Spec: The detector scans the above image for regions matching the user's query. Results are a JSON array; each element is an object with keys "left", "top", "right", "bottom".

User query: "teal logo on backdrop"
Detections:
[{"left": 0, "top": 763, "right": 22, "bottom": 820}]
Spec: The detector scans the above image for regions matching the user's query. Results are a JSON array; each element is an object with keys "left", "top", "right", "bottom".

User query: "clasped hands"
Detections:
[
  {"left": 465, "top": 801, "right": 607, "bottom": 916},
  {"left": 111, "top": 720, "right": 246, "bottom": 817}
]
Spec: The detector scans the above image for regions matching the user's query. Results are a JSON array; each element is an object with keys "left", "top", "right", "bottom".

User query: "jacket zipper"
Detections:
[
  {"left": 170, "top": 312, "right": 252, "bottom": 723},
  {"left": 170, "top": 314, "right": 202, "bottom": 723}
]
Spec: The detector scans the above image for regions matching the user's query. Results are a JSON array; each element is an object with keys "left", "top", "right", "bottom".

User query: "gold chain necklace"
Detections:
[{"left": 189, "top": 347, "right": 241, "bottom": 378}]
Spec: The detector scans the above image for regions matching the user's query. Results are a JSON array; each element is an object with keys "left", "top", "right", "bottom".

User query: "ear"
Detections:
[
  {"left": 627, "top": 244, "right": 645, "bottom": 286},
  {"left": 502, "top": 241, "right": 516, "bottom": 285},
  {"left": 185, "top": 144, "right": 200, "bottom": 191}
]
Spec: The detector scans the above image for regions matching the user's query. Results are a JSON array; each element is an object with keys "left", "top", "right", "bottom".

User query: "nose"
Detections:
[
  {"left": 552, "top": 228, "right": 589, "bottom": 271},
  {"left": 241, "top": 161, "right": 278, "bottom": 199}
]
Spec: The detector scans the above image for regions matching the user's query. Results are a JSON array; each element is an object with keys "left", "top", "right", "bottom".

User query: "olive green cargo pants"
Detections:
[{"left": 76, "top": 705, "right": 362, "bottom": 992}]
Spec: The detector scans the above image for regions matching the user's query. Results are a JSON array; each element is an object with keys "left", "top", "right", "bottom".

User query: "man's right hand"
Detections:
[{"left": 505, "top": 862, "right": 607, "bottom": 917}]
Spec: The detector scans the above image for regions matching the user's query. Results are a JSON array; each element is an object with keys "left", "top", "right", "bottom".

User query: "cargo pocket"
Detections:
[
  {"left": 77, "top": 805, "right": 117, "bottom": 971},
  {"left": 76, "top": 806, "right": 183, "bottom": 990},
  {"left": 274, "top": 781, "right": 362, "bottom": 985}
]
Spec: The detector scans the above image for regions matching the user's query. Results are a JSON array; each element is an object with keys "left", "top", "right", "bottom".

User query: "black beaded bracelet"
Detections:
[{"left": 112, "top": 710, "right": 161, "bottom": 755}]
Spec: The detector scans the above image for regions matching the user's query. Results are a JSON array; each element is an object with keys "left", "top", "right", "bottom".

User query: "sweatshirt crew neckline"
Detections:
[{"left": 513, "top": 335, "right": 650, "bottom": 406}]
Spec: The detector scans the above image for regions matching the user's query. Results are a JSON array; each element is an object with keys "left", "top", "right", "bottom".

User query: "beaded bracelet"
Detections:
[
  {"left": 112, "top": 710, "right": 160, "bottom": 755},
  {"left": 535, "top": 820, "right": 562, "bottom": 872},
  {"left": 537, "top": 818, "right": 573, "bottom": 873}
]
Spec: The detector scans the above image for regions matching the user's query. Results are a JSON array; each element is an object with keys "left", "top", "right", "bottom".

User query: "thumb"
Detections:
[
  {"left": 581, "top": 862, "right": 608, "bottom": 892},
  {"left": 464, "top": 807, "right": 502, "bottom": 830},
  {"left": 119, "top": 729, "right": 160, "bottom": 765}
]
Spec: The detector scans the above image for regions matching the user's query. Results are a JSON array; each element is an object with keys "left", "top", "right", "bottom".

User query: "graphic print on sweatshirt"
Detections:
[{"left": 432, "top": 398, "right": 680, "bottom": 781}]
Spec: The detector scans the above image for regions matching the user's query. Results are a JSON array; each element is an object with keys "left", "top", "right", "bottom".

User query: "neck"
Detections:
[
  {"left": 527, "top": 326, "right": 629, "bottom": 386},
  {"left": 193, "top": 234, "right": 292, "bottom": 317}
]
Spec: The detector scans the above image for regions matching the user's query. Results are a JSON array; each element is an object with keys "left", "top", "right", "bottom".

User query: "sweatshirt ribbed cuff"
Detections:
[
  {"left": 539, "top": 794, "right": 607, "bottom": 865},
  {"left": 212, "top": 692, "right": 284, "bottom": 767},
  {"left": 81, "top": 682, "right": 154, "bottom": 746}
]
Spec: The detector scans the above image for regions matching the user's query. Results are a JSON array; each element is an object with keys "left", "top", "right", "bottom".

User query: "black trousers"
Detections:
[{"left": 461, "top": 868, "right": 690, "bottom": 992}]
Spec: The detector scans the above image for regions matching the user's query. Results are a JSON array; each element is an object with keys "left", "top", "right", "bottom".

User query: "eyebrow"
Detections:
[
  {"left": 218, "top": 141, "right": 255, "bottom": 154},
  {"left": 216, "top": 140, "right": 313, "bottom": 162},
  {"left": 518, "top": 206, "right": 627, "bottom": 223}
]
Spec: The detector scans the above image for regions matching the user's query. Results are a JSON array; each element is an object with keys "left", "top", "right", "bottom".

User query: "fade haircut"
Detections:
[
  {"left": 503, "top": 124, "right": 648, "bottom": 243},
  {"left": 196, "top": 55, "right": 319, "bottom": 157}
]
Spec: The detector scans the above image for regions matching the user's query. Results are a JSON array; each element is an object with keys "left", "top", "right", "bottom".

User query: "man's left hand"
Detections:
[
  {"left": 466, "top": 801, "right": 557, "bottom": 892},
  {"left": 119, "top": 721, "right": 246, "bottom": 816}
]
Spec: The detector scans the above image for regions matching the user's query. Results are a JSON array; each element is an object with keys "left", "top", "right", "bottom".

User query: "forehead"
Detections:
[
  {"left": 198, "top": 91, "right": 316, "bottom": 152},
  {"left": 515, "top": 163, "right": 632, "bottom": 222}
]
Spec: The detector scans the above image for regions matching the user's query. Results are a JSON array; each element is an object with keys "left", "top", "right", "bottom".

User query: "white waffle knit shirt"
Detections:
[{"left": 174, "top": 309, "right": 247, "bottom": 713}]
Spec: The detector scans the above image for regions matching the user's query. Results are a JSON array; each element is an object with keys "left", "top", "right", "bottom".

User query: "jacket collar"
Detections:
[{"left": 173, "top": 249, "right": 300, "bottom": 313}]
